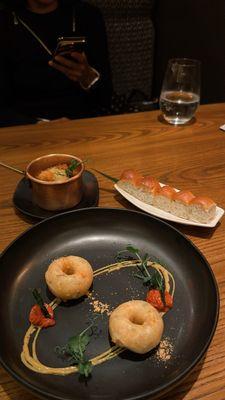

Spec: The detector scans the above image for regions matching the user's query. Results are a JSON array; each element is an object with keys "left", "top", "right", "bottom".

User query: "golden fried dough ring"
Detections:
[
  {"left": 45, "top": 256, "right": 93, "bottom": 301},
  {"left": 109, "top": 300, "right": 164, "bottom": 354}
]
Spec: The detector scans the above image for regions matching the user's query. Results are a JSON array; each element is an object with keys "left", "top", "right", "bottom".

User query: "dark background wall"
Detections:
[
  {"left": 1, "top": 0, "right": 224, "bottom": 109},
  {"left": 153, "top": 0, "right": 225, "bottom": 104},
  {"left": 88, "top": 0, "right": 225, "bottom": 105}
]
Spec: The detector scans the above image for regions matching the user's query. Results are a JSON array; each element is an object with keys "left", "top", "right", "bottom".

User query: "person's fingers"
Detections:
[
  {"left": 48, "top": 52, "right": 89, "bottom": 83},
  {"left": 50, "top": 55, "right": 85, "bottom": 75},
  {"left": 53, "top": 52, "right": 87, "bottom": 68},
  {"left": 70, "top": 51, "right": 86, "bottom": 63},
  {"left": 49, "top": 60, "right": 80, "bottom": 81},
  {"left": 49, "top": 60, "right": 69, "bottom": 75},
  {"left": 54, "top": 54, "right": 77, "bottom": 69}
]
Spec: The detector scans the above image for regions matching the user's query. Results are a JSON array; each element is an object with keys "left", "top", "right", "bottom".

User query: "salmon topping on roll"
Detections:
[
  {"left": 117, "top": 169, "right": 217, "bottom": 223},
  {"left": 173, "top": 190, "right": 195, "bottom": 204},
  {"left": 141, "top": 176, "right": 161, "bottom": 193},
  {"left": 159, "top": 185, "right": 177, "bottom": 199},
  {"left": 120, "top": 170, "right": 143, "bottom": 186},
  {"left": 190, "top": 196, "right": 216, "bottom": 210},
  {"left": 120, "top": 169, "right": 137, "bottom": 181}
]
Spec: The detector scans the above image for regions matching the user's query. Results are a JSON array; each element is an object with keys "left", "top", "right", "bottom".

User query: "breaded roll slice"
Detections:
[
  {"left": 170, "top": 191, "right": 195, "bottom": 220},
  {"left": 153, "top": 185, "right": 177, "bottom": 212},
  {"left": 118, "top": 170, "right": 144, "bottom": 200},
  {"left": 189, "top": 196, "right": 216, "bottom": 223},
  {"left": 138, "top": 176, "right": 161, "bottom": 204}
]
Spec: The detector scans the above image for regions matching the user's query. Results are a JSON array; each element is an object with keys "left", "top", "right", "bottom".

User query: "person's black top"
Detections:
[{"left": 0, "top": 0, "right": 112, "bottom": 126}]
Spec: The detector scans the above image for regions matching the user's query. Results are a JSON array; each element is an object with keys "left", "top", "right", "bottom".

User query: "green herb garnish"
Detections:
[
  {"left": 116, "top": 245, "right": 166, "bottom": 305},
  {"left": 65, "top": 159, "right": 88, "bottom": 178},
  {"left": 55, "top": 322, "right": 95, "bottom": 378},
  {"left": 65, "top": 159, "right": 81, "bottom": 178},
  {"left": 32, "top": 288, "right": 51, "bottom": 318}
]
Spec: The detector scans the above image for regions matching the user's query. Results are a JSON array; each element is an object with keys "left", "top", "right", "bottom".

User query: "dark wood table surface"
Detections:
[{"left": 0, "top": 103, "right": 225, "bottom": 400}]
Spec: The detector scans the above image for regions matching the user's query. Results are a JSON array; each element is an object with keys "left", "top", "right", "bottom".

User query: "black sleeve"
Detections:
[
  {"left": 0, "top": 55, "right": 35, "bottom": 127},
  {"left": 79, "top": 3, "right": 113, "bottom": 111},
  {"left": 0, "top": 10, "right": 36, "bottom": 127}
]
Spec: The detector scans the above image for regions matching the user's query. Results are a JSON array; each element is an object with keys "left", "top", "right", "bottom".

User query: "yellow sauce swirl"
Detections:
[{"left": 21, "top": 260, "right": 175, "bottom": 375}]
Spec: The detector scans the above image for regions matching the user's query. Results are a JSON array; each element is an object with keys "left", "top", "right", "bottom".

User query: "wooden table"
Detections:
[{"left": 0, "top": 103, "right": 225, "bottom": 400}]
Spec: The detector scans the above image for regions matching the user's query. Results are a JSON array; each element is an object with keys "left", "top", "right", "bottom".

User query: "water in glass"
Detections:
[
  {"left": 160, "top": 90, "right": 200, "bottom": 125},
  {"left": 160, "top": 58, "right": 201, "bottom": 125}
]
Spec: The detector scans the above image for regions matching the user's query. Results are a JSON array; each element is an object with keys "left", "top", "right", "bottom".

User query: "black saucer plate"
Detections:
[
  {"left": 13, "top": 170, "right": 99, "bottom": 220},
  {"left": 0, "top": 208, "right": 219, "bottom": 400}
]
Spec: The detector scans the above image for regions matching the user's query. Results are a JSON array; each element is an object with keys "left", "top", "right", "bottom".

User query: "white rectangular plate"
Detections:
[{"left": 115, "top": 184, "right": 224, "bottom": 228}]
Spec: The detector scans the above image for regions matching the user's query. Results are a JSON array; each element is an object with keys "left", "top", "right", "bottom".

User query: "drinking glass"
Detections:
[{"left": 159, "top": 58, "right": 201, "bottom": 125}]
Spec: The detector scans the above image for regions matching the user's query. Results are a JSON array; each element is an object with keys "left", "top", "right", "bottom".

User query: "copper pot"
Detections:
[{"left": 26, "top": 154, "right": 84, "bottom": 211}]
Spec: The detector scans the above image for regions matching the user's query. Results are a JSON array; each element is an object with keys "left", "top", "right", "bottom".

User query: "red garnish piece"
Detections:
[
  {"left": 29, "top": 303, "right": 55, "bottom": 328},
  {"left": 146, "top": 289, "right": 173, "bottom": 312}
]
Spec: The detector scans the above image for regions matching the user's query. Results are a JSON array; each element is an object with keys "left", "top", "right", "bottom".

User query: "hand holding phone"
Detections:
[
  {"left": 54, "top": 36, "right": 86, "bottom": 59},
  {"left": 49, "top": 37, "right": 99, "bottom": 89}
]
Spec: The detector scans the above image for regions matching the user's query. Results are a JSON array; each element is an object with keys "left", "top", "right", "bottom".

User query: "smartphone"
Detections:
[{"left": 54, "top": 36, "right": 86, "bottom": 58}]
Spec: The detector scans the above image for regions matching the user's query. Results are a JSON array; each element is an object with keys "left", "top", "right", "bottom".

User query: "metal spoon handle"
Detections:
[{"left": 0, "top": 162, "right": 25, "bottom": 175}]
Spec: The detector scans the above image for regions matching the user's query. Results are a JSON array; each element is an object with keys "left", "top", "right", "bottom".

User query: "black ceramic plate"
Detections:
[
  {"left": 13, "top": 170, "right": 99, "bottom": 220},
  {"left": 0, "top": 208, "right": 219, "bottom": 400}
]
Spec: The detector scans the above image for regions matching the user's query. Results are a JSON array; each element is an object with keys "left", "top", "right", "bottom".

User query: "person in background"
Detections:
[{"left": 0, "top": 0, "right": 112, "bottom": 127}]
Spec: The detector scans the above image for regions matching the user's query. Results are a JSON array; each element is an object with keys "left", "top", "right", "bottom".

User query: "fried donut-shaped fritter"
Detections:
[
  {"left": 45, "top": 256, "right": 93, "bottom": 301},
  {"left": 109, "top": 300, "right": 164, "bottom": 354}
]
